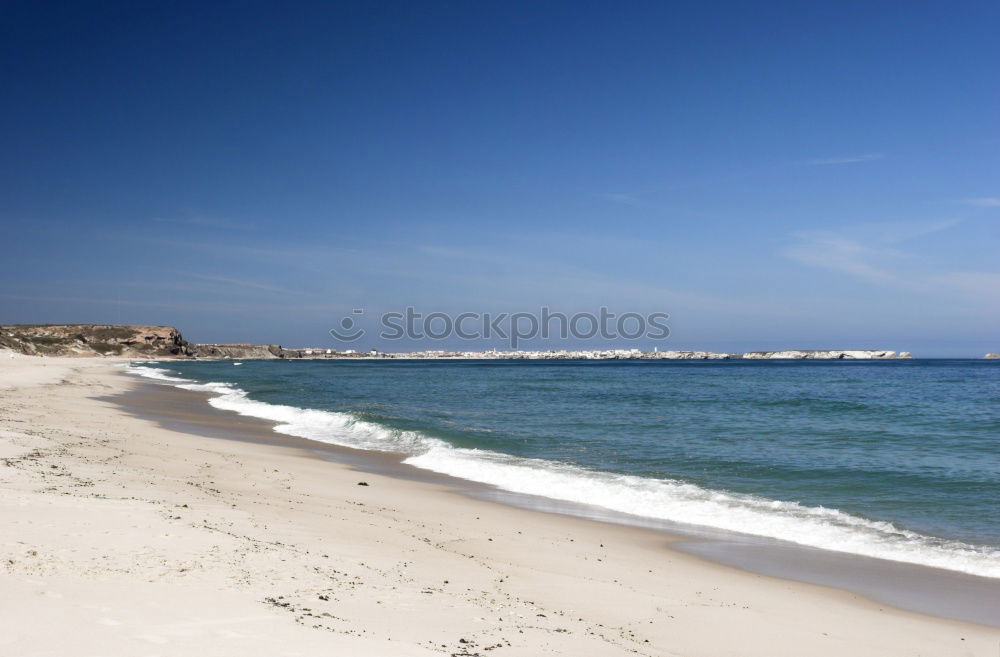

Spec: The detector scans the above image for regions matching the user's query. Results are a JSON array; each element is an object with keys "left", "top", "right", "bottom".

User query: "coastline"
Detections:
[
  {"left": 118, "top": 374, "right": 1000, "bottom": 629},
  {"left": 1, "top": 354, "right": 997, "bottom": 655}
]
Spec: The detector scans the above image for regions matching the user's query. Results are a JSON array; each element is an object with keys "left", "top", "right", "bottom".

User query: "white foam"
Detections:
[
  {"left": 128, "top": 365, "right": 443, "bottom": 453},
  {"left": 127, "top": 364, "right": 1000, "bottom": 579},
  {"left": 405, "top": 447, "right": 1000, "bottom": 578},
  {"left": 127, "top": 365, "right": 190, "bottom": 382}
]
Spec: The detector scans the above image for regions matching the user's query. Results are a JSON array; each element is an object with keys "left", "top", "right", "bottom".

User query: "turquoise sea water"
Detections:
[{"left": 132, "top": 359, "right": 1000, "bottom": 578}]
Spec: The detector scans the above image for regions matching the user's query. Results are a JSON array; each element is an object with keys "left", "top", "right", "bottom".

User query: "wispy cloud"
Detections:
[
  {"left": 850, "top": 217, "right": 962, "bottom": 243},
  {"left": 182, "top": 273, "right": 313, "bottom": 296},
  {"left": 785, "top": 232, "right": 901, "bottom": 283},
  {"left": 785, "top": 220, "right": 999, "bottom": 307},
  {"left": 962, "top": 197, "right": 1000, "bottom": 207},
  {"left": 805, "top": 153, "right": 885, "bottom": 166},
  {"left": 412, "top": 235, "right": 800, "bottom": 318},
  {"left": 785, "top": 219, "right": 961, "bottom": 278}
]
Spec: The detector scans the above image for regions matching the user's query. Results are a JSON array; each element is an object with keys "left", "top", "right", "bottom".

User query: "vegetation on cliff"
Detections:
[{"left": 0, "top": 325, "right": 191, "bottom": 357}]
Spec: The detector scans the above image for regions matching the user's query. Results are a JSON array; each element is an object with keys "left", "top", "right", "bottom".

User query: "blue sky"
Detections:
[{"left": 1, "top": 1, "right": 997, "bottom": 355}]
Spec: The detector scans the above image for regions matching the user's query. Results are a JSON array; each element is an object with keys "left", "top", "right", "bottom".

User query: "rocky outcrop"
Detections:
[
  {"left": 189, "top": 344, "right": 286, "bottom": 359},
  {"left": 741, "top": 350, "right": 907, "bottom": 360},
  {"left": 373, "top": 348, "right": 737, "bottom": 360},
  {"left": 0, "top": 326, "right": 923, "bottom": 362},
  {"left": 187, "top": 347, "right": 912, "bottom": 361},
  {"left": 649, "top": 350, "right": 734, "bottom": 360},
  {"left": 0, "top": 325, "right": 191, "bottom": 357}
]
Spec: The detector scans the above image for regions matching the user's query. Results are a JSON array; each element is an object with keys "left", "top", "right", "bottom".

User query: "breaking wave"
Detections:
[{"left": 127, "top": 365, "right": 1000, "bottom": 579}]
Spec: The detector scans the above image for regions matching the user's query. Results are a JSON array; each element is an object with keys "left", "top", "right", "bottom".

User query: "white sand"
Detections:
[
  {"left": 0, "top": 353, "right": 996, "bottom": 656},
  {"left": 0, "top": 349, "right": 83, "bottom": 389}
]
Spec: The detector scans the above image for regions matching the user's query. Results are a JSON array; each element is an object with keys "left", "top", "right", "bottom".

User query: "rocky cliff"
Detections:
[
  {"left": 186, "top": 344, "right": 338, "bottom": 359},
  {"left": 189, "top": 343, "right": 286, "bottom": 359},
  {"left": 0, "top": 325, "right": 191, "bottom": 357}
]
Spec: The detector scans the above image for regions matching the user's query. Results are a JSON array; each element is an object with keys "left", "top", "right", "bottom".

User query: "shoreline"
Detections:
[
  {"left": 116, "top": 375, "right": 1000, "bottom": 629},
  {"left": 1, "top": 354, "right": 997, "bottom": 655}
]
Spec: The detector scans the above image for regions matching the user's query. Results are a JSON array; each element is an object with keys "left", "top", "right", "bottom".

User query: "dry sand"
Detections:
[{"left": 0, "top": 352, "right": 997, "bottom": 656}]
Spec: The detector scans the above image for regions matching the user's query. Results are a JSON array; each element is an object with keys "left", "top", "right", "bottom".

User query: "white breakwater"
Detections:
[{"left": 128, "top": 365, "right": 1000, "bottom": 579}]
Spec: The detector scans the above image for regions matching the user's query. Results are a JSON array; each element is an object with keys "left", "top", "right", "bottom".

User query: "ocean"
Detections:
[{"left": 130, "top": 358, "right": 1000, "bottom": 579}]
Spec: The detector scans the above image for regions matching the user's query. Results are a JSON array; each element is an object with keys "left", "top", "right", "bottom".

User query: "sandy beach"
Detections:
[{"left": 1, "top": 353, "right": 997, "bottom": 656}]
